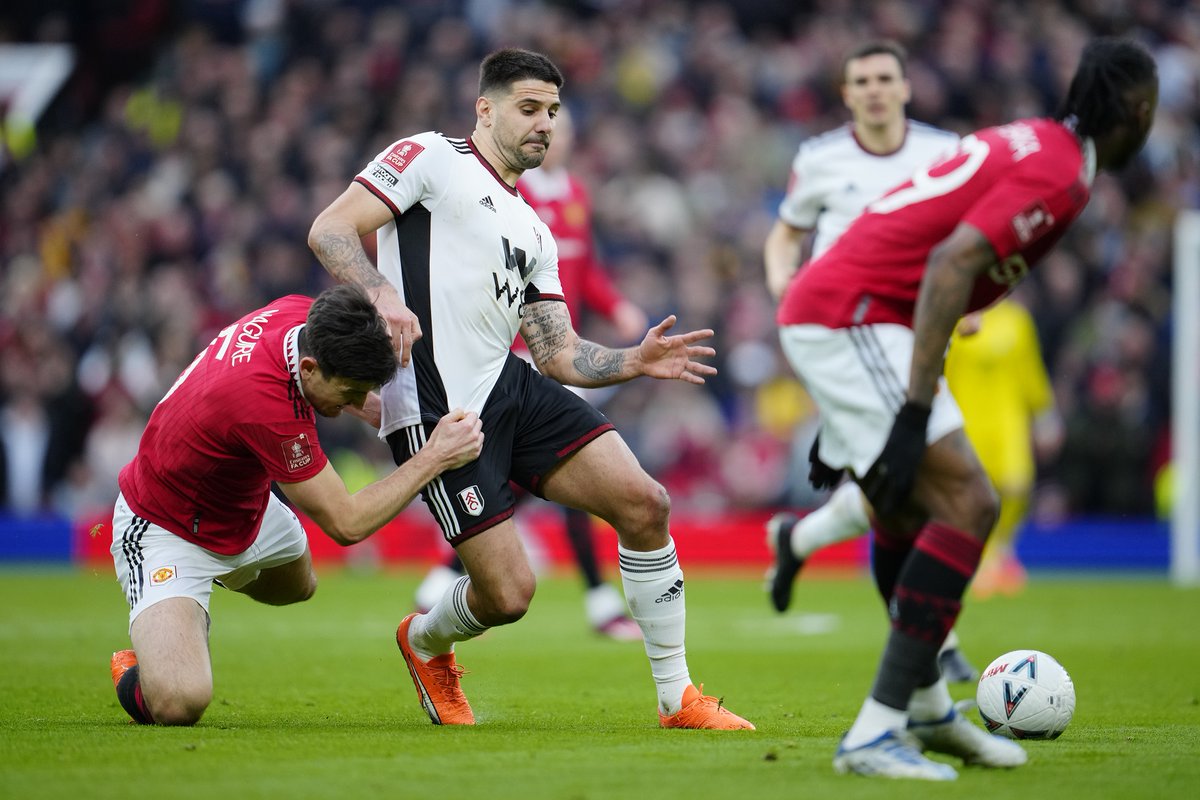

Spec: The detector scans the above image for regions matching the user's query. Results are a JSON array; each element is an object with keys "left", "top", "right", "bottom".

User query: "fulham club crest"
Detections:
[{"left": 457, "top": 486, "right": 484, "bottom": 516}]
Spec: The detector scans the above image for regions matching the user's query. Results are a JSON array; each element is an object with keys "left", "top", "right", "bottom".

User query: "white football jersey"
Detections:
[
  {"left": 353, "top": 132, "right": 563, "bottom": 436},
  {"left": 777, "top": 121, "right": 958, "bottom": 258}
]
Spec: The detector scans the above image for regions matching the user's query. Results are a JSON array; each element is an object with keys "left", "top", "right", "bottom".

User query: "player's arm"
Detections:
[
  {"left": 277, "top": 410, "right": 483, "bottom": 545},
  {"left": 763, "top": 218, "right": 812, "bottom": 301},
  {"left": 520, "top": 299, "right": 716, "bottom": 388},
  {"left": 308, "top": 182, "right": 421, "bottom": 366},
  {"left": 861, "top": 222, "right": 997, "bottom": 516},
  {"left": 907, "top": 222, "right": 998, "bottom": 407}
]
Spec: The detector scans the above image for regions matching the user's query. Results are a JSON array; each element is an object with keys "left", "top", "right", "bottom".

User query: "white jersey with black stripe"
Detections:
[
  {"left": 777, "top": 121, "right": 959, "bottom": 258},
  {"left": 353, "top": 131, "right": 563, "bottom": 437}
]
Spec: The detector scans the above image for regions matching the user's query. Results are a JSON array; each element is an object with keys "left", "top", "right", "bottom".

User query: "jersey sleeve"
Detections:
[
  {"left": 353, "top": 132, "right": 450, "bottom": 217},
  {"left": 524, "top": 221, "right": 564, "bottom": 303},
  {"left": 960, "top": 155, "right": 1072, "bottom": 263},
  {"left": 776, "top": 144, "right": 823, "bottom": 229},
  {"left": 235, "top": 421, "right": 329, "bottom": 484}
]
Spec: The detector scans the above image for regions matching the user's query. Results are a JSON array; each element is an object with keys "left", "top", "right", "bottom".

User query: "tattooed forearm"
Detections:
[
  {"left": 522, "top": 302, "right": 571, "bottom": 366},
  {"left": 312, "top": 231, "right": 388, "bottom": 288},
  {"left": 572, "top": 341, "right": 626, "bottom": 383}
]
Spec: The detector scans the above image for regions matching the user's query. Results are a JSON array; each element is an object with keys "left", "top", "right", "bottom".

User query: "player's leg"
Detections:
[
  {"left": 780, "top": 323, "right": 1014, "bottom": 776},
  {"left": 218, "top": 494, "right": 318, "bottom": 606},
  {"left": 386, "top": 404, "right": 530, "bottom": 725},
  {"left": 842, "top": 430, "right": 1023, "bottom": 769},
  {"left": 541, "top": 431, "right": 753, "bottom": 729},
  {"left": 109, "top": 494, "right": 219, "bottom": 726},
  {"left": 396, "top": 520, "right": 533, "bottom": 725},
  {"left": 766, "top": 479, "right": 871, "bottom": 612},
  {"left": 126, "top": 597, "right": 213, "bottom": 725}
]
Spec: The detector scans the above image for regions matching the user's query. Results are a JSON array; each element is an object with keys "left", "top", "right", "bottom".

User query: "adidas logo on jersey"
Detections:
[
  {"left": 655, "top": 579, "right": 684, "bottom": 603},
  {"left": 479, "top": 196, "right": 496, "bottom": 212}
]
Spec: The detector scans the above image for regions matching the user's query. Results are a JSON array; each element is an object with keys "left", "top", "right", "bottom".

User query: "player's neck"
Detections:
[
  {"left": 854, "top": 119, "right": 906, "bottom": 155},
  {"left": 470, "top": 132, "right": 523, "bottom": 187}
]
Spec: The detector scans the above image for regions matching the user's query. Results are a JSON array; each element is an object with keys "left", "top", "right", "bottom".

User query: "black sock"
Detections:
[
  {"left": 563, "top": 507, "right": 603, "bottom": 589},
  {"left": 869, "top": 525, "right": 913, "bottom": 603},
  {"left": 116, "top": 665, "right": 155, "bottom": 725},
  {"left": 871, "top": 522, "right": 982, "bottom": 709}
]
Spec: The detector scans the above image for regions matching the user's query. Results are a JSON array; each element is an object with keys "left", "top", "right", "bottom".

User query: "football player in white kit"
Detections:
[
  {"left": 762, "top": 41, "right": 977, "bottom": 682},
  {"left": 309, "top": 48, "right": 753, "bottom": 730}
]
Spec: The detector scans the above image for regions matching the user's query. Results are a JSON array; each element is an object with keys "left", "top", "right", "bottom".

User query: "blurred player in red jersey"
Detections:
[
  {"left": 108, "top": 286, "right": 483, "bottom": 725},
  {"left": 777, "top": 38, "right": 1157, "bottom": 779},
  {"left": 413, "top": 107, "right": 648, "bottom": 641},
  {"left": 761, "top": 40, "right": 979, "bottom": 683}
]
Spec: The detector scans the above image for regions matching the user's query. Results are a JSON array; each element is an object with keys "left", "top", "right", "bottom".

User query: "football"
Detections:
[{"left": 976, "top": 649, "right": 1076, "bottom": 739}]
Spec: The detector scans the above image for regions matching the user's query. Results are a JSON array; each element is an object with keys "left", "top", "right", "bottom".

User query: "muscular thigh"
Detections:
[
  {"left": 539, "top": 430, "right": 652, "bottom": 519},
  {"left": 912, "top": 428, "right": 996, "bottom": 531}
]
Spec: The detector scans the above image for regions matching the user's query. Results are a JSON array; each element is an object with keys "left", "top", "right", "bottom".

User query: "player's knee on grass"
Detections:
[{"left": 146, "top": 679, "right": 212, "bottom": 726}]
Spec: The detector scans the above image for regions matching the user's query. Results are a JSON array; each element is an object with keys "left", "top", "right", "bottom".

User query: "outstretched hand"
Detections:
[
  {"left": 425, "top": 410, "right": 484, "bottom": 471},
  {"left": 637, "top": 315, "right": 718, "bottom": 385},
  {"left": 370, "top": 284, "right": 422, "bottom": 368}
]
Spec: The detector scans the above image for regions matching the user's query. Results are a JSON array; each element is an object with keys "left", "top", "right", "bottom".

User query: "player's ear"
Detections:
[{"left": 476, "top": 95, "right": 493, "bottom": 128}]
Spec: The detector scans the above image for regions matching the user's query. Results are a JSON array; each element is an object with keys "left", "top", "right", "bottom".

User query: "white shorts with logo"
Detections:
[
  {"left": 110, "top": 491, "right": 310, "bottom": 630},
  {"left": 779, "top": 323, "right": 964, "bottom": 478}
]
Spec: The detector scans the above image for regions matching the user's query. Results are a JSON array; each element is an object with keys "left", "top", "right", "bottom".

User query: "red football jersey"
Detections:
[
  {"left": 517, "top": 168, "right": 623, "bottom": 325},
  {"left": 118, "top": 296, "right": 328, "bottom": 555},
  {"left": 778, "top": 118, "right": 1093, "bottom": 329}
]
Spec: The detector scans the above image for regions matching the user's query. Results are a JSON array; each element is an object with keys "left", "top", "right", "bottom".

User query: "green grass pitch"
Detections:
[{"left": 1, "top": 564, "right": 1198, "bottom": 799}]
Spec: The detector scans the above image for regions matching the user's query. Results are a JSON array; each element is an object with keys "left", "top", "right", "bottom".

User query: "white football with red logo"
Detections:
[{"left": 976, "top": 649, "right": 1076, "bottom": 739}]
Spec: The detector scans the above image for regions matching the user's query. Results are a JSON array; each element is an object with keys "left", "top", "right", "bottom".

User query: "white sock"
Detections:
[
  {"left": 408, "top": 575, "right": 487, "bottom": 661},
  {"left": 791, "top": 482, "right": 871, "bottom": 558},
  {"left": 939, "top": 627, "right": 960, "bottom": 655},
  {"left": 843, "top": 697, "right": 908, "bottom": 749},
  {"left": 618, "top": 539, "right": 692, "bottom": 714},
  {"left": 908, "top": 678, "right": 954, "bottom": 723}
]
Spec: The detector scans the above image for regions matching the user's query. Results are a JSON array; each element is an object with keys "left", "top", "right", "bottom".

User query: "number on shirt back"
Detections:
[
  {"left": 866, "top": 135, "right": 990, "bottom": 216},
  {"left": 159, "top": 324, "right": 236, "bottom": 404}
]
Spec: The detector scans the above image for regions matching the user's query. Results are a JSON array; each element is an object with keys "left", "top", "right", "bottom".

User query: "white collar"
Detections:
[{"left": 284, "top": 324, "right": 308, "bottom": 401}]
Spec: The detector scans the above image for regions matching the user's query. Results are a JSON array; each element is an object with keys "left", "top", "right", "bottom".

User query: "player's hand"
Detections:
[
  {"left": 636, "top": 315, "right": 717, "bottom": 385},
  {"left": 370, "top": 284, "right": 422, "bottom": 368},
  {"left": 860, "top": 401, "right": 930, "bottom": 516},
  {"left": 955, "top": 311, "right": 984, "bottom": 337},
  {"left": 426, "top": 410, "right": 484, "bottom": 471},
  {"left": 808, "top": 434, "right": 845, "bottom": 490}
]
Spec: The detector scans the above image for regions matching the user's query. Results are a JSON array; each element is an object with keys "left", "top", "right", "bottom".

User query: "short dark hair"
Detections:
[
  {"left": 842, "top": 41, "right": 908, "bottom": 81},
  {"left": 300, "top": 285, "right": 397, "bottom": 387},
  {"left": 1056, "top": 37, "right": 1157, "bottom": 138},
  {"left": 479, "top": 47, "right": 563, "bottom": 97}
]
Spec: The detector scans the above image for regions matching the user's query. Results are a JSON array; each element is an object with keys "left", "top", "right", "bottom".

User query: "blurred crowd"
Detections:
[{"left": 1, "top": 0, "right": 1197, "bottom": 524}]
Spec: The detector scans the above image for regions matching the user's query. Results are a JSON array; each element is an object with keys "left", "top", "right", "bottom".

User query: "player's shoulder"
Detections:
[
  {"left": 797, "top": 124, "right": 857, "bottom": 157},
  {"left": 906, "top": 120, "right": 959, "bottom": 145},
  {"left": 371, "top": 131, "right": 469, "bottom": 169}
]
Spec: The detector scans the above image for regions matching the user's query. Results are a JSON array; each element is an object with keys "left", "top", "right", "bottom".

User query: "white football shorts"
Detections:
[
  {"left": 779, "top": 322, "right": 964, "bottom": 478},
  {"left": 110, "top": 491, "right": 310, "bottom": 630}
]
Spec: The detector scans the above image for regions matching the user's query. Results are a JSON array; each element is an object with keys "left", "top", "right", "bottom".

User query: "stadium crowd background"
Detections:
[{"left": 1, "top": 0, "right": 1197, "bottom": 531}]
